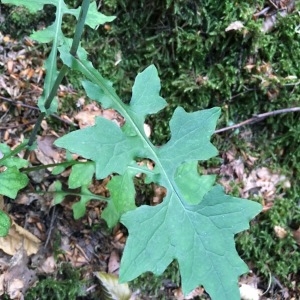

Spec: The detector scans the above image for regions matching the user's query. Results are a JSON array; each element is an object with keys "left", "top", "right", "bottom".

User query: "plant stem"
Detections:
[
  {"left": 21, "top": 160, "right": 93, "bottom": 173},
  {"left": 24, "top": 0, "right": 91, "bottom": 159},
  {"left": 34, "top": 190, "right": 109, "bottom": 202}
]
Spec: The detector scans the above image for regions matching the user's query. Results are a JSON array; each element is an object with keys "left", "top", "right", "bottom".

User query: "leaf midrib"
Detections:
[{"left": 74, "top": 58, "right": 185, "bottom": 207}]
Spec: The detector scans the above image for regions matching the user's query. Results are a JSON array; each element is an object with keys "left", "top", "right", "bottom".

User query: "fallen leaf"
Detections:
[
  {"left": 36, "top": 135, "right": 63, "bottom": 164},
  {"left": 108, "top": 249, "right": 120, "bottom": 275},
  {"left": 0, "top": 219, "right": 41, "bottom": 256},
  {"left": 75, "top": 107, "right": 102, "bottom": 128},
  {"left": 1, "top": 247, "right": 37, "bottom": 299},
  {"left": 94, "top": 271, "right": 132, "bottom": 300},
  {"left": 37, "top": 255, "right": 56, "bottom": 274}
]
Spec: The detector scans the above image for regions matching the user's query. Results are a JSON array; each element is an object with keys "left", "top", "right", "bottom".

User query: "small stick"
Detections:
[
  {"left": 215, "top": 107, "right": 300, "bottom": 134},
  {"left": 0, "top": 95, "right": 78, "bottom": 127}
]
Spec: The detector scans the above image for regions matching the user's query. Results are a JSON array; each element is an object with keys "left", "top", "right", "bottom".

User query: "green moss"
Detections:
[
  {"left": 26, "top": 263, "right": 85, "bottom": 300},
  {"left": 130, "top": 261, "right": 180, "bottom": 299}
]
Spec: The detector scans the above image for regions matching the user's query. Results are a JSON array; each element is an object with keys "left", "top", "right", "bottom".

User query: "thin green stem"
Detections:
[
  {"left": 22, "top": 160, "right": 93, "bottom": 173},
  {"left": 24, "top": 0, "right": 91, "bottom": 159},
  {"left": 34, "top": 190, "right": 109, "bottom": 202},
  {"left": 70, "top": 0, "right": 90, "bottom": 56}
]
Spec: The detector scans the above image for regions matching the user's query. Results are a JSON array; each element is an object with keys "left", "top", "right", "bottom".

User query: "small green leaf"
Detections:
[
  {"left": 53, "top": 181, "right": 65, "bottom": 204},
  {"left": 102, "top": 171, "right": 136, "bottom": 228},
  {"left": 0, "top": 210, "right": 11, "bottom": 237},
  {"left": 0, "top": 167, "right": 29, "bottom": 199},
  {"left": 72, "top": 186, "right": 97, "bottom": 219},
  {"left": 85, "top": 2, "right": 116, "bottom": 29},
  {"left": 52, "top": 165, "right": 66, "bottom": 175},
  {"left": 68, "top": 162, "right": 95, "bottom": 189}
]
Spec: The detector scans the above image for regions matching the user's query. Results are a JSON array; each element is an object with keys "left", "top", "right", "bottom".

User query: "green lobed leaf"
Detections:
[
  {"left": 56, "top": 117, "right": 136, "bottom": 179},
  {"left": 0, "top": 167, "right": 29, "bottom": 199},
  {"left": 54, "top": 64, "right": 263, "bottom": 298},
  {"left": 2, "top": 0, "right": 53, "bottom": 12},
  {"left": 0, "top": 210, "right": 11, "bottom": 237},
  {"left": 84, "top": 2, "right": 116, "bottom": 29},
  {"left": 72, "top": 186, "right": 98, "bottom": 219},
  {"left": 120, "top": 185, "right": 262, "bottom": 299}
]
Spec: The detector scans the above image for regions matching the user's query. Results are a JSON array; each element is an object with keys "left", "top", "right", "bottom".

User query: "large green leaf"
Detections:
[
  {"left": 55, "top": 64, "right": 262, "bottom": 298},
  {"left": 120, "top": 185, "right": 261, "bottom": 298}
]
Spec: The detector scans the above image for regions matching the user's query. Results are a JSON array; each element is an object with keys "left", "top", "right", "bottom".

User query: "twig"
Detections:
[
  {"left": 0, "top": 120, "right": 36, "bottom": 129},
  {"left": 44, "top": 206, "right": 57, "bottom": 248},
  {"left": 215, "top": 107, "right": 300, "bottom": 134},
  {"left": 0, "top": 95, "right": 38, "bottom": 110},
  {"left": 0, "top": 95, "right": 78, "bottom": 127}
]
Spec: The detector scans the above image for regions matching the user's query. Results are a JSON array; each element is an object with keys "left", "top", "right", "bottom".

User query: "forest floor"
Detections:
[{"left": 0, "top": 31, "right": 299, "bottom": 300}]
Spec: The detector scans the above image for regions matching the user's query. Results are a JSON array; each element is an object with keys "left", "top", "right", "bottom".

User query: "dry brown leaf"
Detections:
[
  {"left": 233, "top": 158, "right": 245, "bottom": 181},
  {"left": 0, "top": 247, "right": 37, "bottom": 299},
  {"left": 0, "top": 219, "right": 41, "bottom": 256},
  {"left": 36, "top": 135, "right": 62, "bottom": 162},
  {"left": 108, "top": 249, "right": 120, "bottom": 275},
  {"left": 94, "top": 271, "right": 132, "bottom": 300},
  {"left": 242, "top": 167, "right": 290, "bottom": 201},
  {"left": 75, "top": 109, "right": 102, "bottom": 128},
  {"left": 37, "top": 256, "right": 56, "bottom": 274}
]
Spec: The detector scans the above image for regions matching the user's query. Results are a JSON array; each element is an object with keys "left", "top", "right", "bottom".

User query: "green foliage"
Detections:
[
  {"left": 75, "top": 0, "right": 300, "bottom": 145},
  {"left": 0, "top": 142, "right": 29, "bottom": 199},
  {"left": 121, "top": 185, "right": 260, "bottom": 298},
  {"left": 55, "top": 59, "right": 261, "bottom": 297},
  {"left": 0, "top": 210, "right": 11, "bottom": 237}
]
